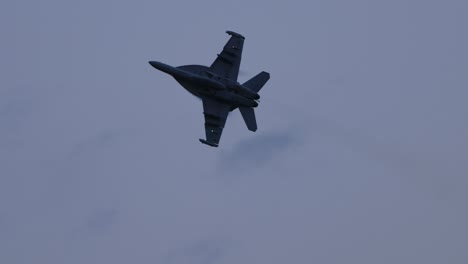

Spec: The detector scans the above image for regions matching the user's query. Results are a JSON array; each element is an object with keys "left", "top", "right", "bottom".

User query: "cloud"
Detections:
[
  {"left": 2, "top": 0, "right": 467, "bottom": 263},
  {"left": 217, "top": 129, "right": 300, "bottom": 173},
  {"left": 0, "top": 86, "right": 37, "bottom": 149},
  {"left": 84, "top": 209, "right": 119, "bottom": 234},
  {"left": 66, "top": 208, "right": 120, "bottom": 245},
  {"left": 67, "top": 131, "right": 120, "bottom": 159},
  {"left": 165, "top": 238, "right": 230, "bottom": 264}
]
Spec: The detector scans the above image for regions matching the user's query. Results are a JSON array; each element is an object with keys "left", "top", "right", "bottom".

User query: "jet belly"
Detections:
[
  {"left": 213, "top": 91, "right": 258, "bottom": 108},
  {"left": 149, "top": 61, "right": 225, "bottom": 90},
  {"left": 232, "top": 84, "right": 260, "bottom": 100},
  {"left": 190, "top": 75, "right": 225, "bottom": 91}
]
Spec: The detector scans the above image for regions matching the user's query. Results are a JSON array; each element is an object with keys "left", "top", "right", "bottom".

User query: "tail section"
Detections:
[
  {"left": 239, "top": 71, "right": 269, "bottom": 132},
  {"left": 242, "top": 71, "right": 270, "bottom": 93},
  {"left": 239, "top": 107, "right": 257, "bottom": 132}
]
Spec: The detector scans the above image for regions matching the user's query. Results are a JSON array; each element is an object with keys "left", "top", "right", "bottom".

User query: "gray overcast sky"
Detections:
[{"left": 1, "top": 0, "right": 467, "bottom": 263}]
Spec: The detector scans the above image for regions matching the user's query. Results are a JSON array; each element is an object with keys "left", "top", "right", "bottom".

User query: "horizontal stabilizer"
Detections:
[
  {"left": 239, "top": 107, "right": 257, "bottom": 132},
  {"left": 243, "top": 71, "right": 270, "bottom": 93}
]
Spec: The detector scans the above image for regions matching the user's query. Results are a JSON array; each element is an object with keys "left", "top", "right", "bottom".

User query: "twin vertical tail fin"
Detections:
[
  {"left": 239, "top": 71, "right": 270, "bottom": 132},
  {"left": 239, "top": 107, "right": 257, "bottom": 132},
  {"left": 242, "top": 71, "right": 270, "bottom": 93}
]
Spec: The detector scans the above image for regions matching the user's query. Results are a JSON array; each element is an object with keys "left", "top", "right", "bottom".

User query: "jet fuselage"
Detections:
[{"left": 149, "top": 61, "right": 259, "bottom": 108}]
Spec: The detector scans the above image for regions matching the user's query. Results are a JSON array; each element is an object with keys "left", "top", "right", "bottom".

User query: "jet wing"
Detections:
[
  {"left": 199, "top": 98, "right": 231, "bottom": 147},
  {"left": 209, "top": 31, "right": 245, "bottom": 81}
]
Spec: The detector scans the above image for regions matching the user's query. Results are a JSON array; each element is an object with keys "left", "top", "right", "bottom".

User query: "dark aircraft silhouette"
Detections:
[{"left": 149, "top": 31, "right": 270, "bottom": 147}]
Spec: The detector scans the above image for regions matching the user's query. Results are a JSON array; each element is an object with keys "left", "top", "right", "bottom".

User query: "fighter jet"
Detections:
[{"left": 149, "top": 31, "right": 270, "bottom": 147}]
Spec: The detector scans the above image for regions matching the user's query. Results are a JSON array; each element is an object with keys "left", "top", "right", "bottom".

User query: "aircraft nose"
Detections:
[
  {"left": 148, "top": 61, "right": 161, "bottom": 69},
  {"left": 148, "top": 60, "right": 176, "bottom": 75},
  {"left": 149, "top": 60, "right": 170, "bottom": 70}
]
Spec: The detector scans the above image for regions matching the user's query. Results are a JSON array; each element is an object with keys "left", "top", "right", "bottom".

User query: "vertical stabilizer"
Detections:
[
  {"left": 239, "top": 107, "right": 257, "bottom": 132},
  {"left": 242, "top": 71, "right": 270, "bottom": 93}
]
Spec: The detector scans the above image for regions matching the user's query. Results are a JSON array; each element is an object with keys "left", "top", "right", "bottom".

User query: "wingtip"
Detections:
[
  {"left": 199, "top": 139, "right": 219, "bottom": 147},
  {"left": 226, "top": 30, "right": 245, "bottom": 40}
]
